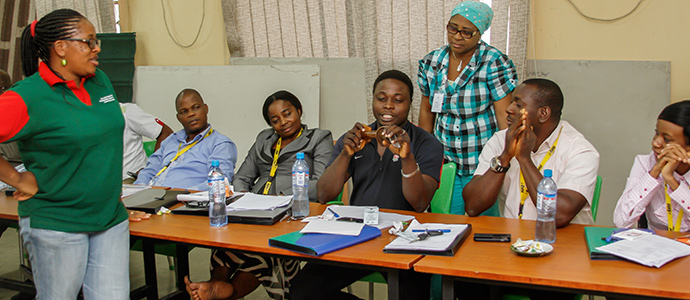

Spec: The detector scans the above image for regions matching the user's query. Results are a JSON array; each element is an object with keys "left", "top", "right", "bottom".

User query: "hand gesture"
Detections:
[
  {"left": 342, "top": 123, "right": 370, "bottom": 156},
  {"left": 657, "top": 144, "right": 690, "bottom": 187},
  {"left": 515, "top": 113, "right": 536, "bottom": 160},
  {"left": 379, "top": 125, "right": 411, "bottom": 158},
  {"left": 503, "top": 110, "right": 527, "bottom": 159},
  {"left": 12, "top": 171, "right": 38, "bottom": 201}
]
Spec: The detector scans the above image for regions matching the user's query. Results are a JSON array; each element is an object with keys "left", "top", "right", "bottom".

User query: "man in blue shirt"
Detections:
[{"left": 135, "top": 89, "right": 237, "bottom": 190}]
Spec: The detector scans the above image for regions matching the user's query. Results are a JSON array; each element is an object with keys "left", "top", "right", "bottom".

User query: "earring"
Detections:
[{"left": 61, "top": 59, "right": 67, "bottom": 66}]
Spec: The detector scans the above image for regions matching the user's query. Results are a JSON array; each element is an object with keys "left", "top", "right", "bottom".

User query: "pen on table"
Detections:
[
  {"left": 412, "top": 229, "right": 451, "bottom": 233},
  {"left": 327, "top": 208, "right": 340, "bottom": 218}
]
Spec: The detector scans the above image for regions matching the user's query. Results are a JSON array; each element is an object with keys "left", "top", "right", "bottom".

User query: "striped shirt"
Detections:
[{"left": 418, "top": 43, "right": 517, "bottom": 175}]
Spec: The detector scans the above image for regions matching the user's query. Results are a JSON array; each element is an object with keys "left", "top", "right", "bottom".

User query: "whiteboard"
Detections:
[
  {"left": 526, "top": 60, "right": 670, "bottom": 226},
  {"left": 132, "top": 65, "right": 320, "bottom": 170}
]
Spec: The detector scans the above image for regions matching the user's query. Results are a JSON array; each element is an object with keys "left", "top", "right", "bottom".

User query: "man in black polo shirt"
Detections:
[{"left": 291, "top": 70, "right": 443, "bottom": 300}]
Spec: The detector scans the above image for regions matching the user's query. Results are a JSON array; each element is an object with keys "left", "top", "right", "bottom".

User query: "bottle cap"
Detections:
[
  {"left": 544, "top": 169, "right": 552, "bottom": 177},
  {"left": 211, "top": 160, "right": 220, "bottom": 167},
  {"left": 296, "top": 152, "right": 305, "bottom": 160}
]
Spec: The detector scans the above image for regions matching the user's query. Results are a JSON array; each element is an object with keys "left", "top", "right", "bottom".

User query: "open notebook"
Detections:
[{"left": 383, "top": 220, "right": 471, "bottom": 256}]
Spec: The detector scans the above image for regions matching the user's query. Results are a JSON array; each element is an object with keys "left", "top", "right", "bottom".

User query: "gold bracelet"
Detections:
[{"left": 401, "top": 163, "right": 420, "bottom": 178}]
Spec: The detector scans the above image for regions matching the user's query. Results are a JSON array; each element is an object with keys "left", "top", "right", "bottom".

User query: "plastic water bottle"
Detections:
[
  {"left": 208, "top": 160, "right": 228, "bottom": 227},
  {"left": 291, "top": 152, "right": 310, "bottom": 218},
  {"left": 535, "top": 169, "right": 557, "bottom": 243}
]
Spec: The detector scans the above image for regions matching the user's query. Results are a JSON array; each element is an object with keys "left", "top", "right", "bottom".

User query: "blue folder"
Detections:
[{"left": 269, "top": 225, "right": 382, "bottom": 256}]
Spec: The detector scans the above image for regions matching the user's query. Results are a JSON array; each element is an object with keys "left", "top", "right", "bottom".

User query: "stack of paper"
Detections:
[
  {"left": 177, "top": 191, "right": 209, "bottom": 202},
  {"left": 300, "top": 219, "right": 365, "bottom": 236},
  {"left": 596, "top": 234, "right": 690, "bottom": 268},
  {"left": 320, "top": 205, "right": 415, "bottom": 229},
  {"left": 227, "top": 193, "right": 292, "bottom": 211}
]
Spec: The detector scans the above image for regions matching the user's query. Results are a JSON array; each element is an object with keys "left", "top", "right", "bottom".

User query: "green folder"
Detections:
[{"left": 584, "top": 226, "right": 622, "bottom": 260}]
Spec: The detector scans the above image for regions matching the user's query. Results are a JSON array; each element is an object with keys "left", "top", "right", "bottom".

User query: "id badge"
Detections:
[{"left": 431, "top": 91, "right": 444, "bottom": 113}]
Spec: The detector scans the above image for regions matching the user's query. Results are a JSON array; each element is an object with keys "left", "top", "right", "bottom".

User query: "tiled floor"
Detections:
[{"left": 0, "top": 227, "right": 384, "bottom": 300}]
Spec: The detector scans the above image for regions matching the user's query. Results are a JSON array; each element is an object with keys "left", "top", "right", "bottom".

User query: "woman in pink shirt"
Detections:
[{"left": 614, "top": 100, "right": 690, "bottom": 231}]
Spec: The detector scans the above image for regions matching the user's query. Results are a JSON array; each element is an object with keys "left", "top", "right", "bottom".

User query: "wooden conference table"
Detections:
[
  {"left": 411, "top": 213, "right": 690, "bottom": 300},
  {"left": 0, "top": 194, "right": 422, "bottom": 300},
  {"left": 2, "top": 192, "right": 690, "bottom": 300}
]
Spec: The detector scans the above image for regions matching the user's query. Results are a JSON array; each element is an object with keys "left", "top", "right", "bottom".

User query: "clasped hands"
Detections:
[
  {"left": 342, "top": 123, "right": 411, "bottom": 158},
  {"left": 651, "top": 143, "right": 690, "bottom": 190},
  {"left": 502, "top": 109, "right": 537, "bottom": 163}
]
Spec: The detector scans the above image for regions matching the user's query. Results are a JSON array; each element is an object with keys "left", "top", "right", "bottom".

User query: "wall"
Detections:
[
  {"left": 528, "top": 1, "right": 686, "bottom": 226},
  {"left": 118, "top": 0, "right": 229, "bottom": 66},
  {"left": 529, "top": 0, "right": 689, "bottom": 102}
]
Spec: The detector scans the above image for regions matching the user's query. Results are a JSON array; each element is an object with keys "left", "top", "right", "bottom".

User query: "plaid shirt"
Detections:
[{"left": 418, "top": 43, "right": 517, "bottom": 175}]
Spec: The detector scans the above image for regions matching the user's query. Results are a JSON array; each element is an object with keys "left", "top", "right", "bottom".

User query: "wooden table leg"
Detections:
[
  {"left": 387, "top": 269, "right": 400, "bottom": 300},
  {"left": 142, "top": 239, "right": 159, "bottom": 300},
  {"left": 442, "top": 275, "right": 454, "bottom": 300}
]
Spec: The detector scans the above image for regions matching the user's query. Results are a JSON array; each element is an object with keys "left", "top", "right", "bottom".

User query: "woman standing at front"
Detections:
[
  {"left": 418, "top": 1, "right": 518, "bottom": 216},
  {"left": 0, "top": 9, "right": 131, "bottom": 299}
]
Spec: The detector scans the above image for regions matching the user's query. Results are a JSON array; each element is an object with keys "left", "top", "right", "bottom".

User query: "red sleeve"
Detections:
[{"left": 0, "top": 91, "right": 29, "bottom": 143}]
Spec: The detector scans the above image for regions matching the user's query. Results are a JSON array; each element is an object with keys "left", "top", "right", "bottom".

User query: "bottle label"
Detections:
[
  {"left": 293, "top": 171, "right": 308, "bottom": 186},
  {"left": 536, "top": 192, "right": 556, "bottom": 211}
]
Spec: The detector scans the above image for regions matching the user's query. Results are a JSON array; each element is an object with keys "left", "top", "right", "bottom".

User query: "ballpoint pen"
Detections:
[
  {"left": 327, "top": 207, "right": 340, "bottom": 218},
  {"left": 411, "top": 229, "right": 451, "bottom": 233}
]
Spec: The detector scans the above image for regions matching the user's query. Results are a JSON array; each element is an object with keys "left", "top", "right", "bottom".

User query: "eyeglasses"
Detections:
[
  {"left": 446, "top": 24, "right": 478, "bottom": 39},
  {"left": 63, "top": 38, "right": 101, "bottom": 50}
]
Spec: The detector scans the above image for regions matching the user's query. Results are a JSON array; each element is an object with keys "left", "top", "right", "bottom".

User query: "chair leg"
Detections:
[
  {"left": 588, "top": 295, "right": 594, "bottom": 300},
  {"left": 368, "top": 282, "right": 374, "bottom": 300},
  {"left": 167, "top": 256, "right": 174, "bottom": 271}
]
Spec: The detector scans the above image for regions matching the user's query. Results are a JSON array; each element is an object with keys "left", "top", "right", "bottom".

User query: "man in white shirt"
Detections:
[
  {"left": 121, "top": 103, "right": 173, "bottom": 180},
  {"left": 464, "top": 78, "right": 599, "bottom": 227}
]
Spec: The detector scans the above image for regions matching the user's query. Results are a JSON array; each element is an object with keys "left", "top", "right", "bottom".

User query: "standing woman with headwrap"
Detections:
[
  {"left": 0, "top": 9, "right": 142, "bottom": 299},
  {"left": 418, "top": 1, "right": 518, "bottom": 216}
]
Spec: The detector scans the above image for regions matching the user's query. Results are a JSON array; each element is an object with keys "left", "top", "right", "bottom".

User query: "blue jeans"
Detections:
[
  {"left": 451, "top": 174, "right": 499, "bottom": 216},
  {"left": 19, "top": 217, "right": 130, "bottom": 300}
]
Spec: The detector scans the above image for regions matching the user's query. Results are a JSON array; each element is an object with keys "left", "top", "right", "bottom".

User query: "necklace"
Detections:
[{"left": 451, "top": 50, "right": 462, "bottom": 72}]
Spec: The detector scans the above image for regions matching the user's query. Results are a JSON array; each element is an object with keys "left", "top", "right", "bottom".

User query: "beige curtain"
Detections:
[
  {"left": 0, "top": 0, "right": 34, "bottom": 83},
  {"left": 35, "top": 0, "right": 116, "bottom": 33},
  {"left": 221, "top": 0, "right": 529, "bottom": 123}
]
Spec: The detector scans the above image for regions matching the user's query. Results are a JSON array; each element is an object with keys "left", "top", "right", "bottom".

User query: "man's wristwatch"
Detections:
[{"left": 490, "top": 156, "right": 510, "bottom": 173}]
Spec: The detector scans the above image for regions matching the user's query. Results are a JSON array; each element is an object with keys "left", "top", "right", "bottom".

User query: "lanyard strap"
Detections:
[
  {"left": 262, "top": 128, "right": 303, "bottom": 195},
  {"left": 152, "top": 128, "right": 214, "bottom": 179},
  {"left": 518, "top": 126, "right": 563, "bottom": 219},
  {"left": 665, "top": 185, "right": 684, "bottom": 232}
]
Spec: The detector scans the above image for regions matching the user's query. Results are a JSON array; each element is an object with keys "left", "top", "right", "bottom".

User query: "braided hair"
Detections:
[{"left": 20, "top": 9, "right": 84, "bottom": 77}]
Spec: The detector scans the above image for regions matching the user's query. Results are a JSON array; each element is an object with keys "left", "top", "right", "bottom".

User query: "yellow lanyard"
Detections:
[
  {"left": 665, "top": 185, "right": 684, "bottom": 232},
  {"left": 263, "top": 128, "right": 303, "bottom": 194},
  {"left": 518, "top": 126, "right": 563, "bottom": 219},
  {"left": 153, "top": 128, "right": 214, "bottom": 179}
]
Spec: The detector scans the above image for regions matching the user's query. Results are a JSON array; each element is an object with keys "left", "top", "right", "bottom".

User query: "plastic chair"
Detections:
[
  {"left": 429, "top": 162, "right": 457, "bottom": 300},
  {"left": 430, "top": 162, "right": 457, "bottom": 214},
  {"left": 142, "top": 140, "right": 156, "bottom": 157},
  {"left": 591, "top": 175, "right": 602, "bottom": 222}
]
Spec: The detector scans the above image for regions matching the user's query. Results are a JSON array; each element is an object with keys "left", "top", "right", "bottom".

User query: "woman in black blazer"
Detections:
[
  {"left": 232, "top": 90, "right": 333, "bottom": 200},
  {"left": 185, "top": 90, "right": 333, "bottom": 300}
]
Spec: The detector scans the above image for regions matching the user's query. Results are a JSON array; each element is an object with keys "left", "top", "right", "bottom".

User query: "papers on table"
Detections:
[
  {"left": 177, "top": 192, "right": 291, "bottom": 211},
  {"left": 121, "top": 184, "right": 152, "bottom": 198},
  {"left": 596, "top": 234, "right": 690, "bottom": 268},
  {"left": 318, "top": 205, "right": 415, "bottom": 230},
  {"left": 383, "top": 220, "right": 470, "bottom": 255},
  {"left": 177, "top": 191, "right": 208, "bottom": 202},
  {"left": 300, "top": 219, "right": 365, "bottom": 236},
  {"left": 226, "top": 193, "right": 291, "bottom": 211}
]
